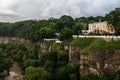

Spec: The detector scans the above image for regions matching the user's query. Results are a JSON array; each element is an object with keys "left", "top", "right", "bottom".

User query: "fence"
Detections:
[{"left": 73, "top": 35, "right": 120, "bottom": 40}]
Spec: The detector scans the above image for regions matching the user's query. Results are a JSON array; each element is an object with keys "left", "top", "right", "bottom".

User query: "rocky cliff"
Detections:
[
  {"left": 67, "top": 45, "right": 120, "bottom": 75},
  {"left": 35, "top": 41, "right": 120, "bottom": 76},
  {"left": 80, "top": 49, "right": 120, "bottom": 75}
]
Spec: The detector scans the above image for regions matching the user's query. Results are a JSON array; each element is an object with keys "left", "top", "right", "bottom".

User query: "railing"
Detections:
[
  {"left": 44, "top": 38, "right": 58, "bottom": 41},
  {"left": 73, "top": 35, "right": 120, "bottom": 39}
]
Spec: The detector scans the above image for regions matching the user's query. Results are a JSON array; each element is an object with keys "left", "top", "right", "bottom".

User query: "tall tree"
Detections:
[{"left": 105, "top": 8, "right": 120, "bottom": 35}]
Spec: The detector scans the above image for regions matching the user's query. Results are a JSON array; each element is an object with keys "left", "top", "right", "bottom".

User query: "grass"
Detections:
[
  {"left": 80, "top": 47, "right": 90, "bottom": 55},
  {"left": 70, "top": 38, "right": 120, "bottom": 55},
  {"left": 107, "top": 40, "right": 120, "bottom": 49},
  {"left": 70, "top": 38, "right": 94, "bottom": 47},
  {"left": 50, "top": 42, "right": 58, "bottom": 51},
  {"left": 63, "top": 39, "right": 73, "bottom": 45},
  {"left": 50, "top": 41, "right": 63, "bottom": 51},
  {"left": 90, "top": 38, "right": 107, "bottom": 49}
]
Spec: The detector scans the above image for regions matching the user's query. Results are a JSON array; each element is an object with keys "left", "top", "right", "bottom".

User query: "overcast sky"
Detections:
[{"left": 0, "top": 0, "right": 120, "bottom": 22}]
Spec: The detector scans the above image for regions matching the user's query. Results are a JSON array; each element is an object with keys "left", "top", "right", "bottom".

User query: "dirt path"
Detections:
[
  {"left": 5, "top": 59, "right": 23, "bottom": 80},
  {"left": 9, "top": 60, "right": 22, "bottom": 75}
]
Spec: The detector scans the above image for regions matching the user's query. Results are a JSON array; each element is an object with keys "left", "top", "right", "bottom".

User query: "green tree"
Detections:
[
  {"left": 56, "top": 15, "right": 73, "bottom": 31},
  {"left": 105, "top": 8, "right": 120, "bottom": 35},
  {"left": 39, "top": 27, "right": 55, "bottom": 39},
  {"left": 114, "top": 70, "right": 120, "bottom": 80},
  {"left": 81, "top": 73, "right": 99, "bottom": 80},
  {"left": 101, "top": 70, "right": 115, "bottom": 80},
  {"left": 22, "top": 59, "right": 37, "bottom": 69},
  {"left": 56, "top": 66, "right": 70, "bottom": 80},
  {"left": 24, "top": 67, "right": 52, "bottom": 80},
  {"left": 57, "top": 51, "right": 69, "bottom": 66},
  {"left": 0, "top": 53, "right": 12, "bottom": 79},
  {"left": 59, "top": 27, "right": 73, "bottom": 40},
  {"left": 0, "top": 53, "right": 12, "bottom": 72},
  {"left": 73, "top": 18, "right": 87, "bottom": 35}
]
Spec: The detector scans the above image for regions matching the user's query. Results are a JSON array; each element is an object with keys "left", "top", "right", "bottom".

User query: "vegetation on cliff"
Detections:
[
  {"left": 70, "top": 38, "right": 120, "bottom": 54},
  {"left": 0, "top": 7, "right": 120, "bottom": 80},
  {"left": 81, "top": 70, "right": 120, "bottom": 80},
  {"left": 0, "top": 43, "right": 80, "bottom": 80},
  {"left": 0, "top": 49, "right": 12, "bottom": 79},
  {"left": 70, "top": 38, "right": 94, "bottom": 47}
]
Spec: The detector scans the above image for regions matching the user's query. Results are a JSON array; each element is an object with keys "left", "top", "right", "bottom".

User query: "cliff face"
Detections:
[
  {"left": 37, "top": 42, "right": 50, "bottom": 58},
  {"left": 0, "top": 37, "right": 32, "bottom": 44},
  {"left": 37, "top": 42, "right": 120, "bottom": 76},
  {"left": 67, "top": 45, "right": 81, "bottom": 63},
  {"left": 80, "top": 48, "right": 120, "bottom": 75},
  {"left": 39, "top": 42, "right": 50, "bottom": 53},
  {"left": 67, "top": 45, "right": 120, "bottom": 75}
]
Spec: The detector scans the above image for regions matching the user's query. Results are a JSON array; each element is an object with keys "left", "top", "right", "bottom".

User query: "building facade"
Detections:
[{"left": 88, "top": 21, "right": 115, "bottom": 34}]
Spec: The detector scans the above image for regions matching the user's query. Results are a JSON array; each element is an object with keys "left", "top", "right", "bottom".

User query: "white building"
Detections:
[{"left": 88, "top": 21, "right": 115, "bottom": 34}]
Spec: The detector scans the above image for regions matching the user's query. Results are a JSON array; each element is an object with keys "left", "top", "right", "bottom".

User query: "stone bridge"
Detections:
[{"left": 0, "top": 37, "right": 32, "bottom": 44}]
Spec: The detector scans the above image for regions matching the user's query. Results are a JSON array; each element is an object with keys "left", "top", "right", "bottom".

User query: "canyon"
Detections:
[{"left": 0, "top": 37, "right": 120, "bottom": 77}]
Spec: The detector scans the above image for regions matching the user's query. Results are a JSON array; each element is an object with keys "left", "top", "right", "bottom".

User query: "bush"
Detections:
[{"left": 24, "top": 67, "right": 52, "bottom": 80}]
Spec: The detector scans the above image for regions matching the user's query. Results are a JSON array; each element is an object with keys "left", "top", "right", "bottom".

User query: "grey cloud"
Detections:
[
  {"left": 0, "top": 0, "right": 120, "bottom": 22},
  {"left": 0, "top": 11, "right": 19, "bottom": 17}
]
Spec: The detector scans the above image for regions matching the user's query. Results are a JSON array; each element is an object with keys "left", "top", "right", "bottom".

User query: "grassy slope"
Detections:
[
  {"left": 70, "top": 38, "right": 120, "bottom": 54},
  {"left": 70, "top": 38, "right": 95, "bottom": 47}
]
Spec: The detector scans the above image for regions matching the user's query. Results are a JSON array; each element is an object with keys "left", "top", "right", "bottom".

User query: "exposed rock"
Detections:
[
  {"left": 68, "top": 45, "right": 83, "bottom": 63},
  {"left": 39, "top": 42, "right": 50, "bottom": 53},
  {"left": 0, "top": 37, "right": 32, "bottom": 44},
  {"left": 5, "top": 71, "right": 23, "bottom": 80},
  {"left": 80, "top": 48, "right": 120, "bottom": 75},
  {"left": 56, "top": 44, "right": 64, "bottom": 51},
  {"left": 30, "top": 41, "right": 120, "bottom": 76}
]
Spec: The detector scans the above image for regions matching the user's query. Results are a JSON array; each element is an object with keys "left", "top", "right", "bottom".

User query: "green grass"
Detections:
[
  {"left": 70, "top": 38, "right": 94, "bottom": 47},
  {"left": 90, "top": 38, "right": 107, "bottom": 49},
  {"left": 80, "top": 47, "right": 90, "bottom": 55},
  {"left": 80, "top": 38, "right": 107, "bottom": 54},
  {"left": 90, "top": 39, "right": 120, "bottom": 49},
  {"left": 70, "top": 38, "right": 120, "bottom": 55},
  {"left": 63, "top": 39, "right": 73, "bottom": 45},
  {"left": 50, "top": 42, "right": 58, "bottom": 51},
  {"left": 50, "top": 42, "right": 63, "bottom": 51},
  {"left": 107, "top": 40, "right": 120, "bottom": 49}
]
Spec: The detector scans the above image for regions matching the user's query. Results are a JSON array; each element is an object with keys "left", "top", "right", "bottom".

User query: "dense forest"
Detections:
[
  {"left": 0, "top": 42, "right": 120, "bottom": 80},
  {"left": 0, "top": 8, "right": 120, "bottom": 80},
  {"left": 0, "top": 8, "right": 120, "bottom": 42}
]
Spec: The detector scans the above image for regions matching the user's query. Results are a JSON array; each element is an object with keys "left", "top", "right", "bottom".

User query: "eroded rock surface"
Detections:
[{"left": 80, "top": 49, "right": 120, "bottom": 75}]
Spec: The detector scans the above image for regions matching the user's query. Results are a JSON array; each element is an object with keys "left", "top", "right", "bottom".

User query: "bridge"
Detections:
[{"left": 44, "top": 38, "right": 58, "bottom": 41}]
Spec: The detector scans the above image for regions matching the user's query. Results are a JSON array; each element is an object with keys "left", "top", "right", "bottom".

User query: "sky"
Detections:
[{"left": 0, "top": 0, "right": 120, "bottom": 22}]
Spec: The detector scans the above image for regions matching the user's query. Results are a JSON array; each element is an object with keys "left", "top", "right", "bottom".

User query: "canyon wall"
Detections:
[
  {"left": 68, "top": 45, "right": 120, "bottom": 75},
  {"left": 37, "top": 42, "right": 120, "bottom": 75},
  {"left": 80, "top": 49, "right": 120, "bottom": 75},
  {"left": 0, "top": 37, "right": 119, "bottom": 76}
]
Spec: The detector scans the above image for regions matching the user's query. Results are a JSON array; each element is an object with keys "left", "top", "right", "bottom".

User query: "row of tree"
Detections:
[{"left": 0, "top": 8, "right": 119, "bottom": 41}]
